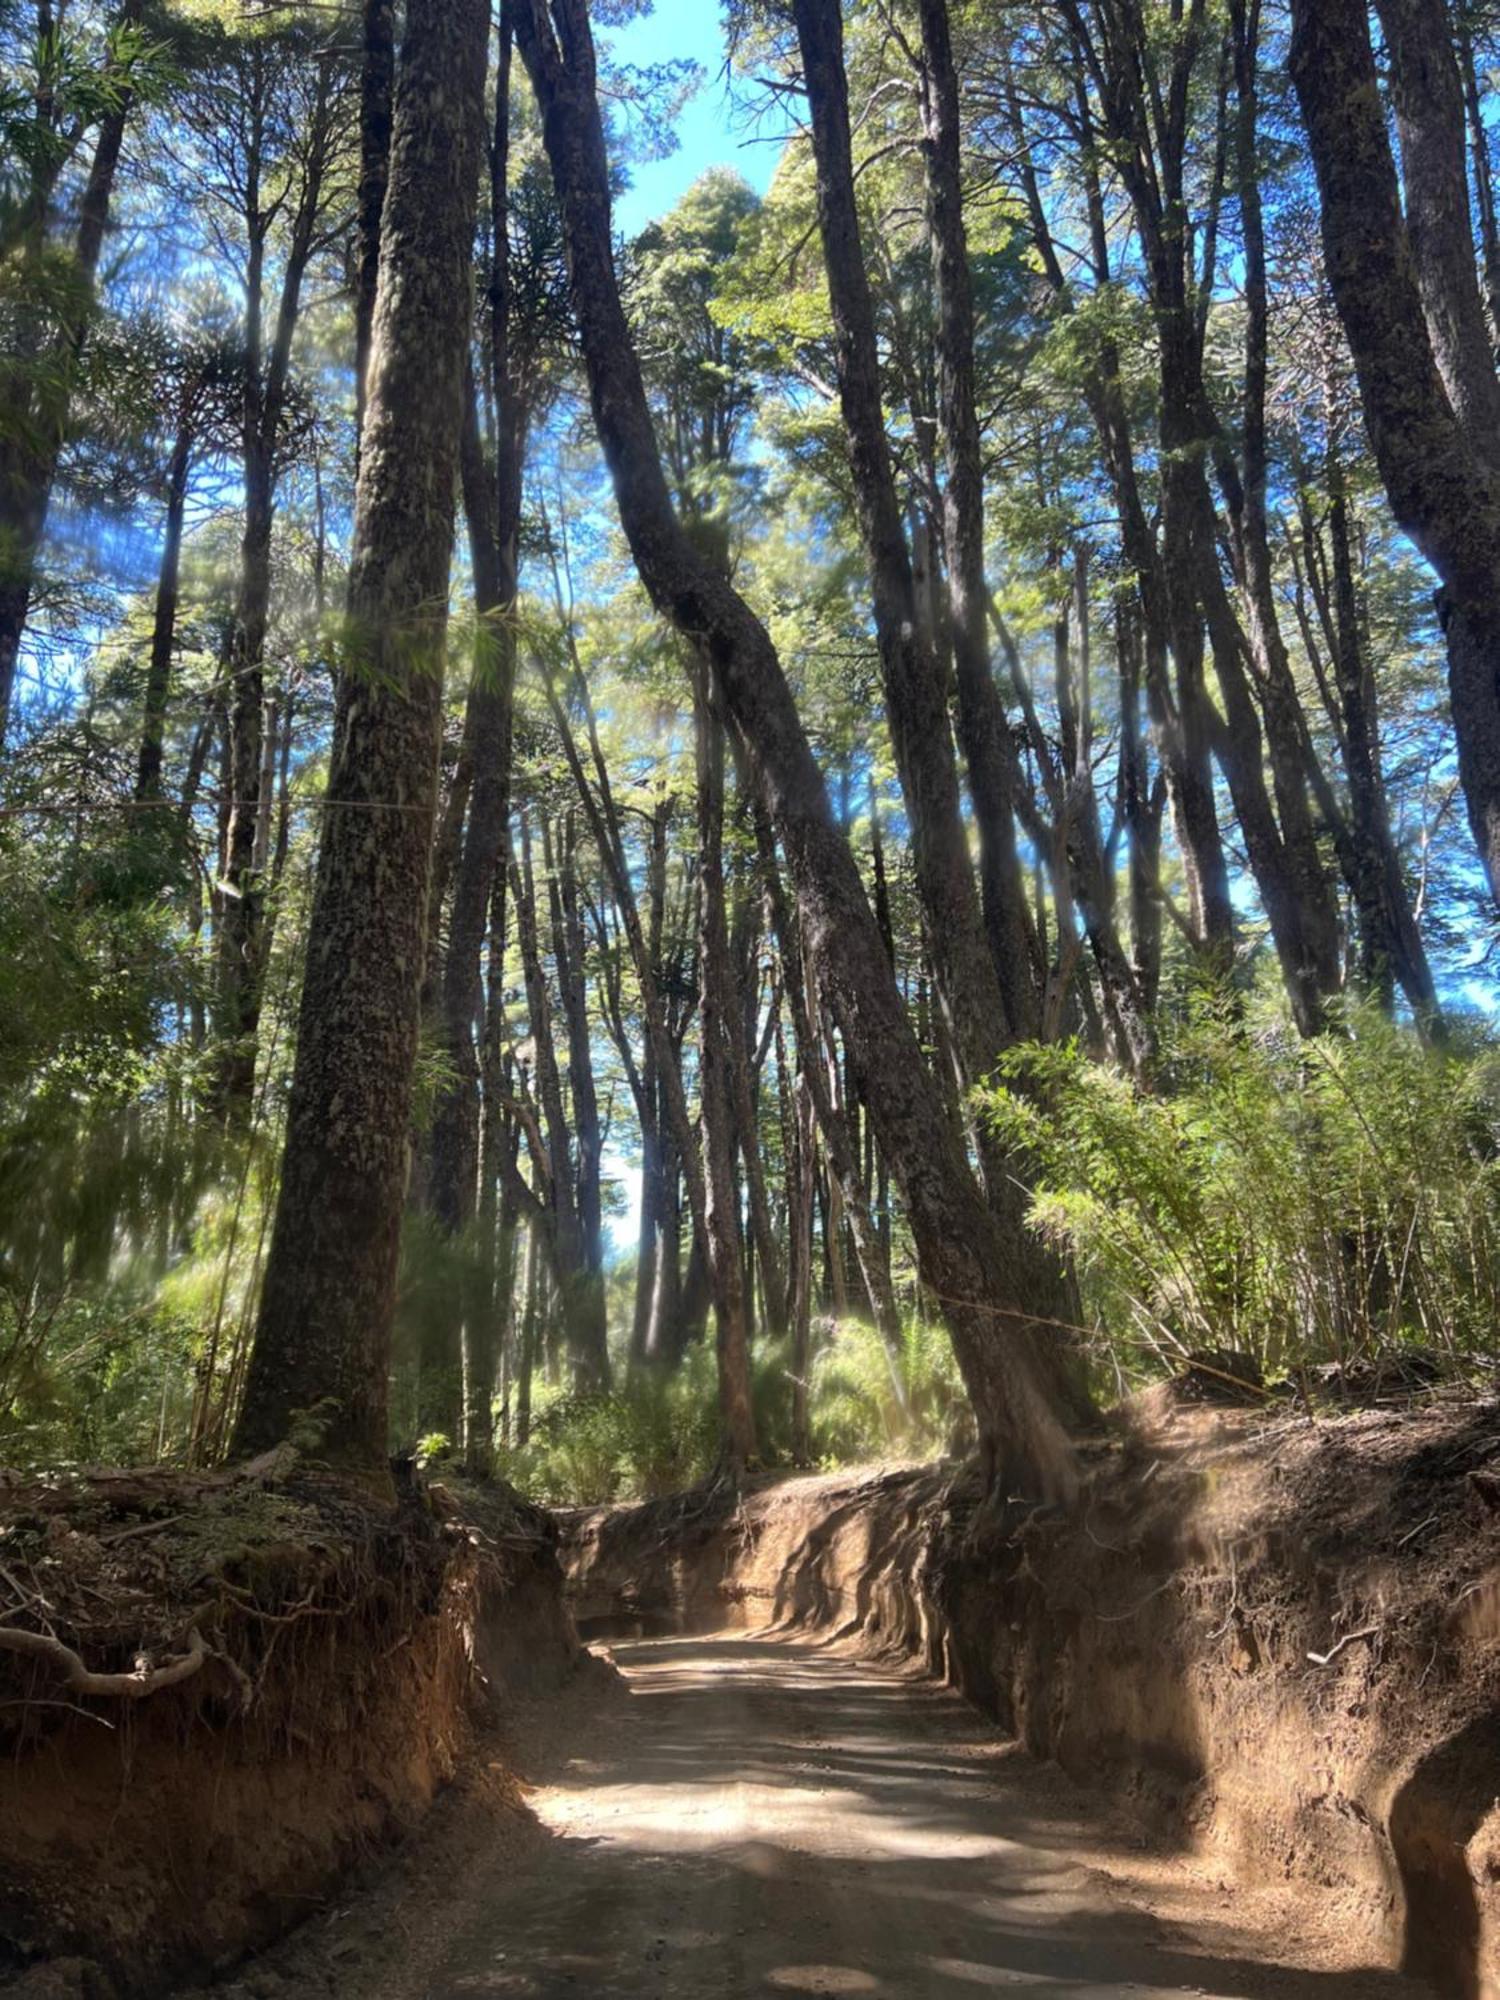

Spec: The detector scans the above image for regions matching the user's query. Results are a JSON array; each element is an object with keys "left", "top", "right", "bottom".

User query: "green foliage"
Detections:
[
  {"left": 503, "top": 1351, "right": 722, "bottom": 1505},
  {"left": 980, "top": 1000, "right": 1500, "bottom": 1385},
  {"left": 0, "top": 1282, "right": 198, "bottom": 1467},
  {"left": 807, "top": 1317, "right": 968, "bottom": 1466},
  {"left": 500, "top": 1316, "right": 965, "bottom": 1508}
]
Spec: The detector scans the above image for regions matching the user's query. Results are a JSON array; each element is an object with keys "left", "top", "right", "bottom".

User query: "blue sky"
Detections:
[{"left": 605, "top": 4, "right": 789, "bottom": 236}]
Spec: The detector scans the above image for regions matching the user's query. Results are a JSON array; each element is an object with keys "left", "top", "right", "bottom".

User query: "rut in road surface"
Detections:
[{"left": 367, "top": 1634, "right": 1429, "bottom": 2000}]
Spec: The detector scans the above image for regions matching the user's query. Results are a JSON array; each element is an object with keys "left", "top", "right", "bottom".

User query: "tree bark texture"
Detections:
[
  {"left": 694, "top": 671, "right": 757, "bottom": 1470},
  {"left": 232, "top": 0, "right": 490, "bottom": 1472}
]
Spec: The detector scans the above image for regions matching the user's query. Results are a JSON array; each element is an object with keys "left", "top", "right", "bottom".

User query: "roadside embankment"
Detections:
[
  {"left": 563, "top": 1397, "right": 1500, "bottom": 2000},
  {"left": 0, "top": 1454, "right": 583, "bottom": 1996}
]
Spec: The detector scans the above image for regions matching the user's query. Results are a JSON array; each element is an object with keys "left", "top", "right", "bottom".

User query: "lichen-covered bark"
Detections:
[
  {"left": 514, "top": 0, "right": 1091, "bottom": 1499},
  {"left": 232, "top": 0, "right": 490, "bottom": 1471}
]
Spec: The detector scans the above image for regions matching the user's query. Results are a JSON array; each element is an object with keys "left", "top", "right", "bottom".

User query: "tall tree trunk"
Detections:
[
  {"left": 694, "top": 669, "right": 756, "bottom": 1470},
  {"left": 231, "top": 0, "right": 490, "bottom": 1473},
  {"left": 473, "top": 877, "right": 519, "bottom": 1466},
  {"left": 513, "top": 0, "right": 1091, "bottom": 1499},
  {"left": 915, "top": 0, "right": 1039, "bottom": 1041},
  {"left": 1457, "top": 10, "right": 1500, "bottom": 342},
  {"left": 794, "top": 0, "right": 1085, "bottom": 1348},
  {"left": 1291, "top": 0, "right": 1500, "bottom": 906},
  {"left": 755, "top": 801, "right": 905, "bottom": 1372},
  {"left": 1375, "top": 0, "right": 1500, "bottom": 483},
  {"left": 516, "top": 1220, "right": 538, "bottom": 1446},
  {"left": 135, "top": 420, "right": 193, "bottom": 801},
  {"left": 549, "top": 814, "right": 609, "bottom": 1382},
  {"left": 515, "top": 815, "right": 608, "bottom": 1391},
  {"left": 1225, "top": 0, "right": 1344, "bottom": 1018},
  {"left": 215, "top": 57, "right": 336, "bottom": 1119},
  {"left": 1116, "top": 601, "right": 1165, "bottom": 1014},
  {"left": 1325, "top": 469, "right": 1441, "bottom": 1019},
  {"left": 788, "top": 1070, "right": 816, "bottom": 1466},
  {"left": 726, "top": 888, "right": 788, "bottom": 1340},
  {"left": 792, "top": 0, "right": 1006, "bottom": 1100},
  {"left": 355, "top": 0, "right": 396, "bottom": 453},
  {"left": 430, "top": 368, "right": 520, "bottom": 1231},
  {"left": 1053, "top": 557, "right": 1156, "bottom": 1071}
]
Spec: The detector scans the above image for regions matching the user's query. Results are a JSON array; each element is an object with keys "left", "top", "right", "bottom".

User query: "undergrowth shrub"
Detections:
[
  {"left": 808, "top": 1316, "right": 967, "bottom": 1464},
  {"left": 500, "top": 1314, "right": 965, "bottom": 1506},
  {"left": 501, "top": 1351, "right": 722, "bottom": 1505},
  {"left": 980, "top": 998, "right": 1500, "bottom": 1387}
]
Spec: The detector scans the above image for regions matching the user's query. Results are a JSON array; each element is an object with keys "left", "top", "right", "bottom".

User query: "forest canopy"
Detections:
[{"left": 1, "top": 0, "right": 1497, "bottom": 1500}]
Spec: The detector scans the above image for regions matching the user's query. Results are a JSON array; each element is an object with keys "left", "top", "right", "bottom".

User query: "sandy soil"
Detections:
[{"left": 295, "top": 1632, "right": 1436, "bottom": 2000}]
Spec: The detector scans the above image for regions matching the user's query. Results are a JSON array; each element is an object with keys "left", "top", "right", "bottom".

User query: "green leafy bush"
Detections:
[
  {"left": 980, "top": 999, "right": 1500, "bottom": 1387},
  {"left": 808, "top": 1316, "right": 968, "bottom": 1465},
  {"left": 502, "top": 1353, "right": 722, "bottom": 1506},
  {"left": 500, "top": 1314, "right": 966, "bottom": 1507}
]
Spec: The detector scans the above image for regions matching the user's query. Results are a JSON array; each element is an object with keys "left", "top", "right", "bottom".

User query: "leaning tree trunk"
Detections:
[
  {"left": 515, "top": 0, "right": 1090, "bottom": 1501},
  {"left": 1291, "top": 0, "right": 1500, "bottom": 908},
  {"left": 231, "top": 0, "right": 490, "bottom": 1473}
]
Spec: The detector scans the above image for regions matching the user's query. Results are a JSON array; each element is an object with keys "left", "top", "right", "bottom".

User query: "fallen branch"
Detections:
[
  {"left": 98, "top": 1513, "right": 185, "bottom": 1548},
  {"left": 0, "top": 1622, "right": 207, "bottom": 1698}
]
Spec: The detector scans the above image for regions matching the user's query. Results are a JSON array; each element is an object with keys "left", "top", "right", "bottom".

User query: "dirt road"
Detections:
[{"left": 351, "top": 1634, "right": 1428, "bottom": 2000}]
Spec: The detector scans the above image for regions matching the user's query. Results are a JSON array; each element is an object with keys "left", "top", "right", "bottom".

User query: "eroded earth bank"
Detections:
[{"left": 4, "top": 1391, "right": 1500, "bottom": 2000}]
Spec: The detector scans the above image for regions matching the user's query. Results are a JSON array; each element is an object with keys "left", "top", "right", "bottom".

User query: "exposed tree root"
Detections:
[{"left": 0, "top": 1622, "right": 206, "bottom": 1698}]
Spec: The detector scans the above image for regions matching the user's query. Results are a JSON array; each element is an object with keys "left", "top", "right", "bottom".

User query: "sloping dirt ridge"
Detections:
[
  {"left": 564, "top": 1398, "right": 1500, "bottom": 2000},
  {"left": 0, "top": 1457, "right": 584, "bottom": 1995}
]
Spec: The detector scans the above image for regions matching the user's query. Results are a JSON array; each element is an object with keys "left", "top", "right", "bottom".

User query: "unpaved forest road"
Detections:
[{"left": 372, "top": 1635, "right": 1430, "bottom": 2000}]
